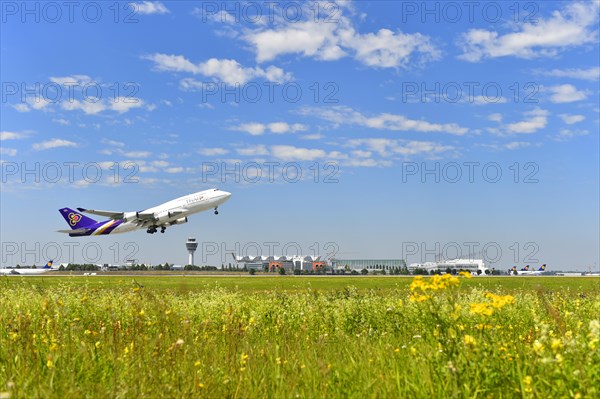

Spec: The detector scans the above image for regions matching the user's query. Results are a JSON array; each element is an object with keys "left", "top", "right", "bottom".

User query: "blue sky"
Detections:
[{"left": 1, "top": 1, "right": 599, "bottom": 270}]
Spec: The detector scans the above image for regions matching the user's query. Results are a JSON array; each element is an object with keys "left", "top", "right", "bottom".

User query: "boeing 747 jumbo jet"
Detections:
[{"left": 58, "top": 189, "right": 231, "bottom": 236}]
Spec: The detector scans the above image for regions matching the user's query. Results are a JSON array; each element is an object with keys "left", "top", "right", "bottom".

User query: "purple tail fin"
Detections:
[{"left": 59, "top": 208, "right": 97, "bottom": 229}]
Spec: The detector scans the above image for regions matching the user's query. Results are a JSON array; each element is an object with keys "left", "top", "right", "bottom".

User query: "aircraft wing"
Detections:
[{"left": 77, "top": 208, "right": 124, "bottom": 219}]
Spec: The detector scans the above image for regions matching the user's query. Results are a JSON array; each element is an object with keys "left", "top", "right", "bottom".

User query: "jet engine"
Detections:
[{"left": 166, "top": 217, "right": 188, "bottom": 226}]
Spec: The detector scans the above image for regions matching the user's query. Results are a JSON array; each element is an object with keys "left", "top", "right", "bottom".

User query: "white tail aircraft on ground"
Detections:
[
  {"left": 0, "top": 261, "right": 56, "bottom": 275},
  {"left": 58, "top": 188, "right": 231, "bottom": 236}
]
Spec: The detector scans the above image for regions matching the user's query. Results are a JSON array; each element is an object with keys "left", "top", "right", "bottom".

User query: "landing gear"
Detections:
[
  {"left": 146, "top": 226, "right": 158, "bottom": 234},
  {"left": 160, "top": 226, "right": 166, "bottom": 233},
  {"left": 214, "top": 207, "right": 219, "bottom": 215}
]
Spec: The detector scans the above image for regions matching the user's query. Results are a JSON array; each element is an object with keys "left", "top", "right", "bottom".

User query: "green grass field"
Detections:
[{"left": 1, "top": 276, "right": 599, "bottom": 398}]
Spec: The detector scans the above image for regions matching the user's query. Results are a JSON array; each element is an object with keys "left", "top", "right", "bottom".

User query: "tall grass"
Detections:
[{"left": 1, "top": 277, "right": 599, "bottom": 398}]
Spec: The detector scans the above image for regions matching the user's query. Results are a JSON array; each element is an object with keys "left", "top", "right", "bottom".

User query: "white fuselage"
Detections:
[
  {"left": 110, "top": 188, "right": 232, "bottom": 234},
  {"left": 0, "top": 268, "right": 52, "bottom": 275}
]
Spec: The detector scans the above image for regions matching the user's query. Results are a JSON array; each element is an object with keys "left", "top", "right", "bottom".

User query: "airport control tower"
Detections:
[{"left": 186, "top": 237, "right": 198, "bottom": 266}]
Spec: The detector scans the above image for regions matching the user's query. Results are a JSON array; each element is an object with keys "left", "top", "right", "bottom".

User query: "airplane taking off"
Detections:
[
  {"left": 58, "top": 188, "right": 231, "bottom": 236},
  {"left": 510, "top": 264, "right": 547, "bottom": 275},
  {"left": 0, "top": 261, "right": 55, "bottom": 275}
]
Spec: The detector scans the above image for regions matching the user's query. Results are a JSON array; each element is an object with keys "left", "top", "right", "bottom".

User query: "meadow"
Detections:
[{"left": 1, "top": 275, "right": 599, "bottom": 398}]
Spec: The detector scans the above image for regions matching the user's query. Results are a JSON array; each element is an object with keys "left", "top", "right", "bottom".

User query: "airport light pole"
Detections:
[{"left": 186, "top": 237, "right": 198, "bottom": 266}]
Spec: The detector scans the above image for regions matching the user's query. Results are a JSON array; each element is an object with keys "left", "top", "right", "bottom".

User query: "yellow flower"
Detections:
[
  {"left": 550, "top": 338, "right": 563, "bottom": 351},
  {"left": 470, "top": 303, "right": 494, "bottom": 316},
  {"left": 194, "top": 361, "right": 201, "bottom": 367},
  {"left": 46, "top": 359, "right": 54, "bottom": 369},
  {"left": 463, "top": 335, "right": 476, "bottom": 346},
  {"left": 394, "top": 348, "right": 400, "bottom": 353},
  {"left": 533, "top": 340, "right": 544, "bottom": 355}
]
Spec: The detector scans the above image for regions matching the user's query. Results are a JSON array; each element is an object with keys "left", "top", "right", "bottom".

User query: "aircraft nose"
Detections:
[{"left": 222, "top": 191, "right": 232, "bottom": 198}]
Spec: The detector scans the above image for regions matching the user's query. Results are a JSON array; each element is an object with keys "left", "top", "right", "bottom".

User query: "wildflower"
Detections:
[
  {"left": 95, "top": 341, "right": 100, "bottom": 349},
  {"left": 550, "top": 338, "right": 563, "bottom": 351},
  {"left": 46, "top": 359, "right": 54, "bottom": 369},
  {"left": 198, "top": 383, "right": 205, "bottom": 388},
  {"left": 138, "top": 310, "right": 145, "bottom": 317},
  {"left": 194, "top": 361, "right": 201, "bottom": 367},
  {"left": 459, "top": 271, "right": 472, "bottom": 278},
  {"left": 470, "top": 303, "right": 494, "bottom": 316},
  {"left": 523, "top": 375, "right": 533, "bottom": 392},
  {"left": 394, "top": 348, "right": 400, "bottom": 353},
  {"left": 463, "top": 335, "right": 476, "bottom": 346},
  {"left": 240, "top": 353, "right": 249, "bottom": 366},
  {"left": 176, "top": 339, "right": 184, "bottom": 345},
  {"left": 533, "top": 340, "right": 544, "bottom": 355}
]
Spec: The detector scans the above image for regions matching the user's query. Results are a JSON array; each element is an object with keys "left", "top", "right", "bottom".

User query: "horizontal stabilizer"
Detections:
[{"left": 77, "top": 208, "right": 124, "bottom": 219}]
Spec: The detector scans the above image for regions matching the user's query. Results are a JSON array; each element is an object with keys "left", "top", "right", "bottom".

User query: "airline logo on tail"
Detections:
[
  {"left": 44, "top": 260, "right": 53, "bottom": 269},
  {"left": 69, "top": 212, "right": 82, "bottom": 226}
]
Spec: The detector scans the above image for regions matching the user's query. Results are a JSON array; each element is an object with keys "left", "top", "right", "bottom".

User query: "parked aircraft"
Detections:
[{"left": 0, "top": 260, "right": 55, "bottom": 275}]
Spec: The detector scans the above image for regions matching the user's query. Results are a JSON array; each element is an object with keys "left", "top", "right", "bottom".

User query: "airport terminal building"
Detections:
[
  {"left": 233, "top": 255, "right": 324, "bottom": 271},
  {"left": 331, "top": 259, "right": 407, "bottom": 272}
]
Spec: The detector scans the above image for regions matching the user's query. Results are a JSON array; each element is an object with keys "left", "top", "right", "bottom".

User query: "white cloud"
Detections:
[
  {"left": 231, "top": 122, "right": 306, "bottom": 135},
  {"left": 101, "top": 139, "right": 125, "bottom": 147},
  {"left": 488, "top": 113, "right": 503, "bottom": 123},
  {"left": 198, "top": 147, "right": 229, "bottom": 156},
  {"left": 0, "top": 148, "right": 17, "bottom": 156},
  {"left": 547, "top": 84, "right": 587, "bottom": 103},
  {"left": 268, "top": 122, "right": 307, "bottom": 134},
  {"left": 122, "top": 151, "right": 152, "bottom": 158},
  {"left": 459, "top": 2, "right": 600, "bottom": 61},
  {"left": 165, "top": 167, "right": 184, "bottom": 174},
  {"left": 232, "top": 123, "right": 266, "bottom": 136},
  {"left": 301, "top": 106, "right": 468, "bottom": 135},
  {"left": 49, "top": 75, "right": 92, "bottom": 86},
  {"left": 130, "top": 1, "right": 169, "bottom": 15},
  {"left": 559, "top": 114, "right": 586, "bottom": 124},
  {"left": 241, "top": 4, "right": 440, "bottom": 69},
  {"left": 504, "top": 141, "right": 537, "bottom": 150},
  {"left": 471, "top": 96, "right": 508, "bottom": 105},
  {"left": 556, "top": 129, "right": 589, "bottom": 141},
  {"left": 236, "top": 144, "right": 269, "bottom": 156},
  {"left": 32, "top": 138, "right": 77, "bottom": 151},
  {"left": 270, "top": 145, "right": 326, "bottom": 161},
  {"left": 151, "top": 160, "right": 169, "bottom": 168},
  {"left": 0, "top": 131, "right": 28, "bottom": 140},
  {"left": 111, "top": 97, "right": 144, "bottom": 113},
  {"left": 13, "top": 104, "right": 30, "bottom": 112},
  {"left": 537, "top": 67, "right": 600, "bottom": 81},
  {"left": 52, "top": 118, "right": 70, "bottom": 125},
  {"left": 504, "top": 108, "right": 548, "bottom": 134},
  {"left": 346, "top": 138, "right": 455, "bottom": 157},
  {"left": 301, "top": 133, "right": 323, "bottom": 140},
  {"left": 61, "top": 99, "right": 107, "bottom": 115},
  {"left": 145, "top": 54, "right": 291, "bottom": 85}
]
